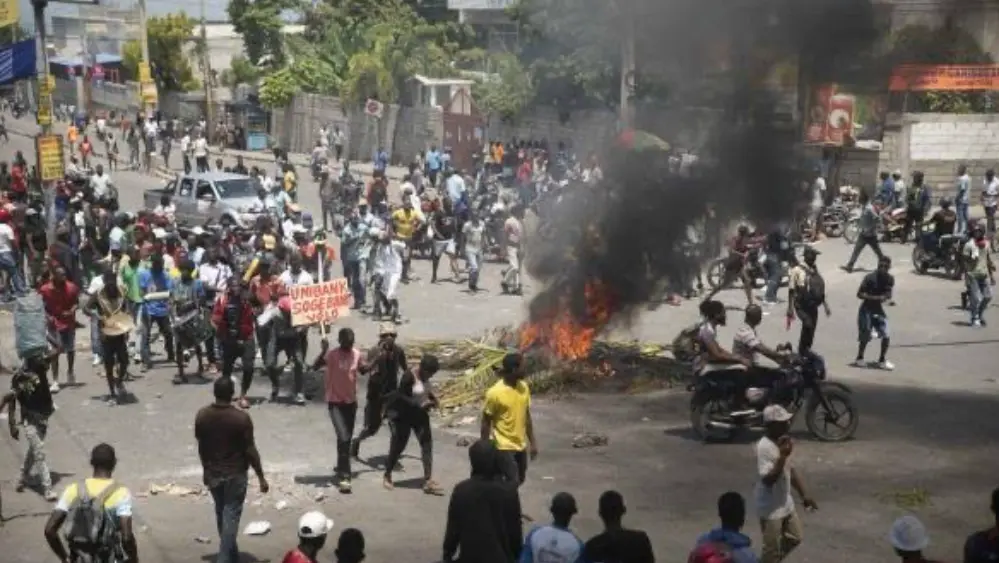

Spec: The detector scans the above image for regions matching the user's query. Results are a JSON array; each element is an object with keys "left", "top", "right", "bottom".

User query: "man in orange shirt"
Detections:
[
  {"left": 66, "top": 124, "right": 78, "bottom": 156},
  {"left": 248, "top": 258, "right": 287, "bottom": 402}
]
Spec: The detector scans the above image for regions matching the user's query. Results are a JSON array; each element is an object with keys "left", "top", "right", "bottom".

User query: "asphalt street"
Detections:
[{"left": 1, "top": 119, "right": 998, "bottom": 563}]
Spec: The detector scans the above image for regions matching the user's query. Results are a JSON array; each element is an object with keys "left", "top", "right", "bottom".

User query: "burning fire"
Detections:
[{"left": 519, "top": 280, "right": 616, "bottom": 361}]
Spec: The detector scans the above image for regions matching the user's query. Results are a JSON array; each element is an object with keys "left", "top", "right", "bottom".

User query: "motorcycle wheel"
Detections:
[
  {"left": 804, "top": 386, "right": 859, "bottom": 442},
  {"left": 706, "top": 259, "right": 727, "bottom": 290},
  {"left": 911, "top": 246, "right": 927, "bottom": 274},
  {"left": 843, "top": 218, "right": 859, "bottom": 244},
  {"left": 690, "top": 396, "right": 737, "bottom": 443},
  {"left": 822, "top": 216, "right": 844, "bottom": 238}
]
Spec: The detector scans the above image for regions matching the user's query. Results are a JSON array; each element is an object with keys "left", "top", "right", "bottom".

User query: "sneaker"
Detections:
[
  {"left": 876, "top": 360, "right": 895, "bottom": 370},
  {"left": 337, "top": 479, "right": 352, "bottom": 494},
  {"left": 91, "top": 356, "right": 102, "bottom": 367},
  {"left": 972, "top": 319, "right": 982, "bottom": 328},
  {"left": 981, "top": 318, "right": 988, "bottom": 327},
  {"left": 294, "top": 393, "right": 306, "bottom": 405},
  {"left": 850, "top": 359, "right": 866, "bottom": 368},
  {"left": 269, "top": 388, "right": 279, "bottom": 402},
  {"left": 49, "top": 381, "right": 61, "bottom": 393},
  {"left": 43, "top": 490, "right": 58, "bottom": 502}
]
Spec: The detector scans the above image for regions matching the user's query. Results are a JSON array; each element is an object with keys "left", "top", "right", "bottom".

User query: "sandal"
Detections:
[
  {"left": 382, "top": 476, "right": 394, "bottom": 490},
  {"left": 422, "top": 480, "right": 444, "bottom": 496}
]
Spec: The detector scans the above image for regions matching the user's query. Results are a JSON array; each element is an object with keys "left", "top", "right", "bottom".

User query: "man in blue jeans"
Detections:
[
  {"left": 138, "top": 254, "right": 174, "bottom": 370},
  {"left": 340, "top": 211, "right": 367, "bottom": 310},
  {"left": 195, "top": 377, "right": 269, "bottom": 563}
]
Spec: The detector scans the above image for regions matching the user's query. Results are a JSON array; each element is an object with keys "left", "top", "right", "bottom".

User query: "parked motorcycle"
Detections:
[
  {"left": 688, "top": 347, "right": 859, "bottom": 443},
  {"left": 912, "top": 232, "right": 964, "bottom": 279}
]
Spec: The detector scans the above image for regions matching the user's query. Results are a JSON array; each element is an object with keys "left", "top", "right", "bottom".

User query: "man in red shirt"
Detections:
[
  {"left": 10, "top": 163, "right": 27, "bottom": 201},
  {"left": 211, "top": 276, "right": 257, "bottom": 409},
  {"left": 248, "top": 258, "right": 286, "bottom": 402},
  {"left": 38, "top": 266, "right": 80, "bottom": 391},
  {"left": 282, "top": 511, "right": 333, "bottom": 563}
]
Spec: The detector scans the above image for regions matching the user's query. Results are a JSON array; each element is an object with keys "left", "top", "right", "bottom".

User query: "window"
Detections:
[
  {"left": 196, "top": 181, "right": 215, "bottom": 200},
  {"left": 178, "top": 179, "right": 194, "bottom": 197},
  {"left": 164, "top": 180, "right": 177, "bottom": 195}
]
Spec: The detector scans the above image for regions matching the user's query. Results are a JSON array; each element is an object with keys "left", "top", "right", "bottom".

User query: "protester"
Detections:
[
  {"left": 843, "top": 191, "right": 885, "bottom": 273},
  {"left": 853, "top": 255, "right": 895, "bottom": 370},
  {"left": 3, "top": 352, "right": 58, "bottom": 501},
  {"left": 138, "top": 254, "right": 175, "bottom": 371},
  {"left": 964, "top": 487, "right": 999, "bottom": 563},
  {"left": 443, "top": 439, "right": 522, "bottom": 563},
  {"left": 501, "top": 205, "right": 525, "bottom": 295},
  {"left": 335, "top": 528, "right": 366, "bottom": 563},
  {"left": 961, "top": 222, "right": 995, "bottom": 327},
  {"left": 211, "top": 276, "right": 258, "bottom": 409},
  {"left": 282, "top": 511, "right": 334, "bottom": 563},
  {"left": 889, "top": 515, "right": 944, "bottom": 563},
  {"left": 786, "top": 247, "right": 830, "bottom": 353},
  {"left": 84, "top": 269, "right": 134, "bottom": 403},
  {"left": 481, "top": 352, "right": 537, "bottom": 486},
  {"left": 956, "top": 164, "right": 971, "bottom": 234},
  {"left": 44, "top": 444, "right": 138, "bottom": 563},
  {"left": 693, "top": 492, "right": 758, "bottom": 563},
  {"left": 585, "top": 490, "right": 655, "bottom": 563},
  {"left": 312, "top": 328, "right": 367, "bottom": 493},
  {"left": 195, "top": 377, "right": 269, "bottom": 563},
  {"left": 351, "top": 322, "right": 407, "bottom": 459},
  {"left": 755, "top": 405, "right": 817, "bottom": 563},
  {"left": 382, "top": 354, "right": 443, "bottom": 494},
  {"left": 39, "top": 266, "right": 80, "bottom": 391},
  {"left": 521, "top": 492, "right": 586, "bottom": 562}
]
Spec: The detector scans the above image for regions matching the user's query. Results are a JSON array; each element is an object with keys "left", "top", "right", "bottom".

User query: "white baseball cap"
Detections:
[
  {"left": 762, "top": 404, "right": 793, "bottom": 423},
  {"left": 297, "top": 511, "right": 334, "bottom": 539},
  {"left": 889, "top": 515, "right": 929, "bottom": 552}
]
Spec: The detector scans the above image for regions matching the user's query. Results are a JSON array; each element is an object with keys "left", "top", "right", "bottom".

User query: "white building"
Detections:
[{"left": 447, "top": 0, "right": 518, "bottom": 52}]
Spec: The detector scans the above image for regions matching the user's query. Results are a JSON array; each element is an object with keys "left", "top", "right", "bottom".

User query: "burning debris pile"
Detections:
[{"left": 404, "top": 325, "right": 683, "bottom": 410}]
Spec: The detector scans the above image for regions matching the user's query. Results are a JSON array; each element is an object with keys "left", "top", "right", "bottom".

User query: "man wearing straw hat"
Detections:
[{"left": 350, "top": 322, "right": 408, "bottom": 461}]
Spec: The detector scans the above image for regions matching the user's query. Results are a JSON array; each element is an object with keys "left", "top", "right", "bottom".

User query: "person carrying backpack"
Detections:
[
  {"left": 786, "top": 247, "right": 831, "bottom": 353},
  {"left": 44, "top": 443, "right": 138, "bottom": 563}
]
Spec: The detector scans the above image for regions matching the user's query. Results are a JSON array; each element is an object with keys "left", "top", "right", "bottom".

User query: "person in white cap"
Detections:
[
  {"left": 889, "top": 515, "right": 941, "bottom": 563},
  {"left": 282, "top": 511, "right": 334, "bottom": 563},
  {"left": 755, "top": 404, "right": 817, "bottom": 563}
]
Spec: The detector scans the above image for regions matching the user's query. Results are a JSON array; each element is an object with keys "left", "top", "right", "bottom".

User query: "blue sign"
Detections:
[{"left": 0, "top": 39, "right": 38, "bottom": 86}]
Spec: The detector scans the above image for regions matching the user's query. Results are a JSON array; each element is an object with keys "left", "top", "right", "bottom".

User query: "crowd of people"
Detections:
[{"left": 1, "top": 112, "right": 998, "bottom": 563}]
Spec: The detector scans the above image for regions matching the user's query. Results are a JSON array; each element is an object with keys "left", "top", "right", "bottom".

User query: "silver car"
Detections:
[{"left": 144, "top": 172, "right": 265, "bottom": 227}]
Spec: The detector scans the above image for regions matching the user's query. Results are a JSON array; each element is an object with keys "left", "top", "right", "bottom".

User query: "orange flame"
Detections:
[{"left": 519, "top": 281, "right": 616, "bottom": 361}]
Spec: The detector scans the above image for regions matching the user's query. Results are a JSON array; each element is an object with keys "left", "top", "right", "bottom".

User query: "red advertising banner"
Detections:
[
  {"left": 890, "top": 64, "right": 999, "bottom": 92},
  {"left": 803, "top": 84, "right": 888, "bottom": 147}
]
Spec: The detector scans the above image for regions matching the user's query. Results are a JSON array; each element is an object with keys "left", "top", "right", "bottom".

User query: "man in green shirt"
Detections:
[{"left": 119, "top": 247, "right": 145, "bottom": 362}]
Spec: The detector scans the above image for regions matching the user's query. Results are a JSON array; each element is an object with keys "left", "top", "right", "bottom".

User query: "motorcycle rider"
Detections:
[
  {"left": 902, "top": 171, "right": 931, "bottom": 243},
  {"left": 694, "top": 300, "right": 753, "bottom": 408},
  {"left": 733, "top": 304, "right": 790, "bottom": 407},
  {"left": 705, "top": 225, "right": 756, "bottom": 306},
  {"left": 923, "top": 197, "right": 958, "bottom": 256}
]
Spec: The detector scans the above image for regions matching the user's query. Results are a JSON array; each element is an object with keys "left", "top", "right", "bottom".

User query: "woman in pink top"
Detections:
[{"left": 312, "top": 327, "right": 368, "bottom": 494}]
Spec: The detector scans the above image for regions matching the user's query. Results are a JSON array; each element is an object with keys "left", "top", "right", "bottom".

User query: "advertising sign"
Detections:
[
  {"left": 289, "top": 279, "right": 352, "bottom": 327},
  {"left": 36, "top": 99, "right": 53, "bottom": 126},
  {"left": 803, "top": 84, "right": 888, "bottom": 147},
  {"left": 0, "top": 0, "right": 18, "bottom": 28},
  {"left": 36, "top": 135, "right": 65, "bottom": 182},
  {"left": 890, "top": 64, "right": 999, "bottom": 92}
]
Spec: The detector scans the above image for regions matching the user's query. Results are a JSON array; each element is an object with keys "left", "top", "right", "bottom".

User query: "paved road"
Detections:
[{"left": 2, "top": 121, "right": 998, "bottom": 563}]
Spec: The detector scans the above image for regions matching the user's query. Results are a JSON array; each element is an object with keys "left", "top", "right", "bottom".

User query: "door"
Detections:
[
  {"left": 195, "top": 180, "right": 222, "bottom": 223},
  {"left": 442, "top": 90, "right": 485, "bottom": 172},
  {"left": 175, "top": 177, "right": 196, "bottom": 224}
]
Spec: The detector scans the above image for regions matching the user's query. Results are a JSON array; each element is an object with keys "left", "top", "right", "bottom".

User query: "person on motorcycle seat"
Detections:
[
  {"left": 704, "top": 225, "right": 756, "bottom": 306},
  {"left": 734, "top": 305, "right": 792, "bottom": 403},
  {"left": 694, "top": 300, "right": 752, "bottom": 377},
  {"left": 924, "top": 197, "right": 958, "bottom": 252}
]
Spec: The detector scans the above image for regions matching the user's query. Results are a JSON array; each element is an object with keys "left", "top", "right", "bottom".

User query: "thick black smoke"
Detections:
[{"left": 524, "top": 0, "right": 885, "bottom": 327}]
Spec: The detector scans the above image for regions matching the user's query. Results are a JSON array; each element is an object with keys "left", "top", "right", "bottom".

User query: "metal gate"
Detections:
[{"left": 442, "top": 89, "right": 484, "bottom": 172}]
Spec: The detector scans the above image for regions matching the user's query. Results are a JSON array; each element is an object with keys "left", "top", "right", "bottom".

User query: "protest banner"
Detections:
[{"left": 289, "top": 278, "right": 352, "bottom": 327}]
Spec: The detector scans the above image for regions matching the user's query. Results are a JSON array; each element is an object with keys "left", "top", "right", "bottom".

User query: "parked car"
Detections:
[{"left": 143, "top": 172, "right": 264, "bottom": 227}]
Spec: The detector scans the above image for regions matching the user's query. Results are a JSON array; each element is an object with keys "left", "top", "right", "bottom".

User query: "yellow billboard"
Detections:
[
  {"left": 0, "top": 0, "right": 18, "bottom": 28},
  {"left": 36, "top": 135, "right": 65, "bottom": 182}
]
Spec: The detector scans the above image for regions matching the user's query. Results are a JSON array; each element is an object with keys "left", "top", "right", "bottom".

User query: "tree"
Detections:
[
  {"left": 122, "top": 13, "right": 201, "bottom": 92},
  {"left": 0, "top": 25, "right": 32, "bottom": 46},
  {"left": 473, "top": 53, "right": 534, "bottom": 122},
  {"left": 228, "top": 0, "right": 295, "bottom": 67},
  {"left": 219, "top": 54, "right": 262, "bottom": 95}
]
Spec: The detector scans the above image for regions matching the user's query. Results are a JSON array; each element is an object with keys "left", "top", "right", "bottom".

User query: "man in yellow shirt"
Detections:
[
  {"left": 391, "top": 199, "right": 423, "bottom": 282},
  {"left": 481, "top": 352, "right": 538, "bottom": 486},
  {"left": 67, "top": 124, "right": 79, "bottom": 156},
  {"left": 283, "top": 165, "right": 298, "bottom": 202},
  {"left": 44, "top": 443, "right": 139, "bottom": 563}
]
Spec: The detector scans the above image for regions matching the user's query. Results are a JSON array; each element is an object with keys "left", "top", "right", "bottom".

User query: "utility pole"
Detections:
[
  {"left": 32, "top": 0, "right": 52, "bottom": 136},
  {"left": 618, "top": 0, "right": 636, "bottom": 130},
  {"left": 137, "top": 0, "right": 153, "bottom": 114},
  {"left": 200, "top": 0, "right": 213, "bottom": 141}
]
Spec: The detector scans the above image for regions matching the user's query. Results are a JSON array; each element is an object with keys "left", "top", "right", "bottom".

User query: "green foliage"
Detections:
[
  {"left": 888, "top": 23, "right": 995, "bottom": 113},
  {"left": 122, "top": 14, "right": 202, "bottom": 92},
  {"left": 219, "top": 54, "right": 262, "bottom": 92},
  {"left": 258, "top": 66, "right": 299, "bottom": 108},
  {"left": 473, "top": 54, "right": 534, "bottom": 122},
  {"left": 0, "top": 25, "right": 32, "bottom": 46},
  {"left": 227, "top": 0, "right": 294, "bottom": 67}
]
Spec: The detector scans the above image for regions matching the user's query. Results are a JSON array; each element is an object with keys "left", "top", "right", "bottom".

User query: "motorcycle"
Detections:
[
  {"left": 818, "top": 202, "right": 851, "bottom": 238},
  {"left": 705, "top": 242, "right": 794, "bottom": 290},
  {"left": 912, "top": 232, "right": 964, "bottom": 279},
  {"left": 688, "top": 347, "right": 859, "bottom": 443},
  {"left": 844, "top": 204, "right": 909, "bottom": 244}
]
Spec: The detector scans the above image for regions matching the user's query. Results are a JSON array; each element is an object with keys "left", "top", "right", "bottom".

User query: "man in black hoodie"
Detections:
[{"left": 443, "top": 440, "right": 522, "bottom": 563}]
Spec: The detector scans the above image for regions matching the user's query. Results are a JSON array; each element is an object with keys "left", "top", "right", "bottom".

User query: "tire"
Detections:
[
  {"left": 912, "top": 246, "right": 927, "bottom": 274},
  {"left": 843, "top": 218, "right": 859, "bottom": 244},
  {"left": 804, "top": 386, "right": 859, "bottom": 442},
  {"left": 706, "top": 259, "right": 727, "bottom": 290},
  {"left": 822, "top": 215, "right": 844, "bottom": 238},
  {"left": 689, "top": 395, "right": 737, "bottom": 443}
]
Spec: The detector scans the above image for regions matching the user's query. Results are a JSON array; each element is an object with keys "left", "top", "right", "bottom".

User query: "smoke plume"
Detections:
[{"left": 523, "top": 0, "right": 886, "bottom": 330}]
